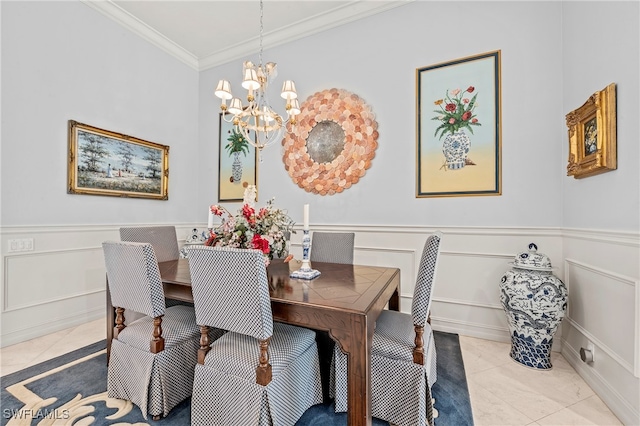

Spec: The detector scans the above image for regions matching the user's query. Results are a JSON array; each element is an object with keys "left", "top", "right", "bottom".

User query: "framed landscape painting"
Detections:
[
  {"left": 416, "top": 50, "right": 502, "bottom": 197},
  {"left": 218, "top": 113, "right": 257, "bottom": 202},
  {"left": 68, "top": 120, "right": 169, "bottom": 200}
]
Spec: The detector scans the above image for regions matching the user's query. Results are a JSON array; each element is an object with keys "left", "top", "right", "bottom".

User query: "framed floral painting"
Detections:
[
  {"left": 218, "top": 113, "right": 258, "bottom": 202},
  {"left": 565, "top": 83, "right": 616, "bottom": 179},
  {"left": 416, "top": 50, "right": 502, "bottom": 197}
]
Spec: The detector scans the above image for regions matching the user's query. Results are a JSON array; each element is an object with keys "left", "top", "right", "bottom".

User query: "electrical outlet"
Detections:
[{"left": 7, "top": 238, "right": 35, "bottom": 253}]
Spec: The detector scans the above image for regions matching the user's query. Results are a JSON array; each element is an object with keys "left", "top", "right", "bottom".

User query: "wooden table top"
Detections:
[{"left": 158, "top": 258, "right": 400, "bottom": 314}]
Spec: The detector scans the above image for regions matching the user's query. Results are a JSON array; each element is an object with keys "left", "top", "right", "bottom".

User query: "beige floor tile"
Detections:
[
  {"left": 0, "top": 328, "right": 74, "bottom": 376},
  {"left": 536, "top": 395, "right": 623, "bottom": 426},
  {"left": 25, "top": 319, "right": 105, "bottom": 368},
  {"left": 467, "top": 374, "right": 535, "bottom": 425},
  {"left": 459, "top": 335, "right": 513, "bottom": 374}
]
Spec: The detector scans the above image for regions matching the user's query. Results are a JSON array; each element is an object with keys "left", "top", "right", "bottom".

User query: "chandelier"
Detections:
[{"left": 214, "top": 0, "right": 300, "bottom": 152}]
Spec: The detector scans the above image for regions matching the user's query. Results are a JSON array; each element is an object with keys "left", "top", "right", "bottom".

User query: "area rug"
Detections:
[{"left": 1, "top": 331, "right": 473, "bottom": 425}]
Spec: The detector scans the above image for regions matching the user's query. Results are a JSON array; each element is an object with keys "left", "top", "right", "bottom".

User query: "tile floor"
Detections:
[{"left": 0, "top": 319, "right": 624, "bottom": 425}]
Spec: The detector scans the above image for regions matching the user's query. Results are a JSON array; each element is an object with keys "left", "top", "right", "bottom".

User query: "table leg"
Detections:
[
  {"left": 388, "top": 286, "right": 400, "bottom": 312},
  {"left": 331, "top": 314, "right": 373, "bottom": 426}
]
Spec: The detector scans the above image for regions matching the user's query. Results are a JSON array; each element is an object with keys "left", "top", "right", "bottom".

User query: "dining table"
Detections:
[{"left": 106, "top": 257, "right": 400, "bottom": 426}]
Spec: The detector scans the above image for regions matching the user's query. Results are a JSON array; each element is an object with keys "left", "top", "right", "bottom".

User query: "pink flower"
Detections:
[
  {"left": 449, "top": 118, "right": 456, "bottom": 124},
  {"left": 451, "top": 88, "right": 461, "bottom": 96},
  {"left": 242, "top": 204, "right": 256, "bottom": 225},
  {"left": 210, "top": 205, "right": 224, "bottom": 216},
  {"left": 466, "top": 86, "right": 475, "bottom": 93},
  {"left": 462, "top": 111, "right": 472, "bottom": 121},
  {"left": 463, "top": 98, "right": 470, "bottom": 104},
  {"left": 445, "top": 103, "right": 456, "bottom": 112},
  {"left": 471, "top": 118, "right": 478, "bottom": 123}
]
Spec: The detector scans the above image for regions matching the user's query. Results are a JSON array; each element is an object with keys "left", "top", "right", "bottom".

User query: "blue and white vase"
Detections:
[
  {"left": 442, "top": 130, "right": 471, "bottom": 170},
  {"left": 231, "top": 152, "right": 243, "bottom": 184},
  {"left": 499, "top": 243, "right": 568, "bottom": 370}
]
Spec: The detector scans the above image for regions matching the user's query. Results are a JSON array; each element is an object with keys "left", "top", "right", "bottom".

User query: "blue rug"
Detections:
[{"left": 1, "top": 331, "right": 472, "bottom": 425}]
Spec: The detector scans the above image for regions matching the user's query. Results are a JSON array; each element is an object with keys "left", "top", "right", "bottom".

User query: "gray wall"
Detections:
[
  {"left": 1, "top": 1, "right": 638, "bottom": 423},
  {"left": 198, "top": 1, "right": 567, "bottom": 229},
  {"left": 561, "top": 1, "right": 640, "bottom": 231},
  {"left": 1, "top": 1, "right": 200, "bottom": 226}
]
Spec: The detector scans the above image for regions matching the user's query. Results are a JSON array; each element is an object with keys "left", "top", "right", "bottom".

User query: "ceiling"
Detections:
[{"left": 82, "top": 0, "right": 413, "bottom": 71}]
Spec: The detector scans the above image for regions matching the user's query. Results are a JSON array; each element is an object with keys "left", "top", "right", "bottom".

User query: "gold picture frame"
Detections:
[
  {"left": 565, "top": 83, "right": 617, "bottom": 179},
  {"left": 68, "top": 120, "right": 169, "bottom": 199}
]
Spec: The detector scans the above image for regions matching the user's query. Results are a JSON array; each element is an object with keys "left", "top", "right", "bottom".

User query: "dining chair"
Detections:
[
  {"left": 119, "top": 226, "right": 181, "bottom": 262},
  {"left": 331, "top": 231, "right": 443, "bottom": 426},
  {"left": 310, "top": 231, "right": 355, "bottom": 264},
  {"left": 120, "top": 225, "right": 188, "bottom": 307},
  {"left": 102, "top": 241, "right": 222, "bottom": 420},
  {"left": 186, "top": 246, "right": 323, "bottom": 426}
]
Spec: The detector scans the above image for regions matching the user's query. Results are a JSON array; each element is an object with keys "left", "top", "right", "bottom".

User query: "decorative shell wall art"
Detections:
[{"left": 281, "top": 88, "right": 379, "bottom": 195}]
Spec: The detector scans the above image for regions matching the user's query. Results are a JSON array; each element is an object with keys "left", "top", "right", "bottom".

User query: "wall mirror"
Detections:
[{"left": 282, "top": 88, "right": 378, "bottom": 195}]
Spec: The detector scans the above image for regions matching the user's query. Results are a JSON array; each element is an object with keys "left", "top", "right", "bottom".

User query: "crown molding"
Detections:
[
  {"left": 199, "top": 1, "right": 413, "bottom": 71},
  {"left": 81, "top": 0, "right": 413, "bottom": 72},
  {"left": 80, "top": 0, "right": 200, "bottom": 70}
]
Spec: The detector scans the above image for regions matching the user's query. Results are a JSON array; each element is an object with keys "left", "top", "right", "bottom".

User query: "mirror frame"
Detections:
[{"left": 282, "top": 88, "right": 378, "bottom": 195}]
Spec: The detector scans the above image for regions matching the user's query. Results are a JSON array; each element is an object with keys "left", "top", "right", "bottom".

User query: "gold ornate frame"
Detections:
[
  {"left": 281, "top": 88, "right": 378, "bottom": 195},
  {"left": 68, "top": 120, "right": 169, "bottom": 199},
  {"left": 565, "top": 83, "right": 617, "bottom": 179}
]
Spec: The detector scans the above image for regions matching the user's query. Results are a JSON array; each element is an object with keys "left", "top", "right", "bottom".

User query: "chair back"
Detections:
[
  {"left": 119, "top": 226, "right": 180, "bottom": 262},
  {"left": 102, "top": 241, "right": 165, "bottom": 318},
  {"left": 187, "top": 246, "right": 273, "bottom": 340},
  {"left": 411, "top": 232, "right": 443, "bottom": 327},
  {"left": 310, "top": 232, "right": 355, "bottom": 264}
]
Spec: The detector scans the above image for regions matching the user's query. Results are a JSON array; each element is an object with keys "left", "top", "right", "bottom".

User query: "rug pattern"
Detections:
[{"left": 1, "top": 332, "right": 473, "bottom": 425}]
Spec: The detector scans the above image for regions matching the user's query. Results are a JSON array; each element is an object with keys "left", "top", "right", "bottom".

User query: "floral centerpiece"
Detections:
[
  {"left": 205, "top": 185, "right": 295, "bottom": 266},
  {"left": 432, "top": 86, "right": 481, "bottom": 140}
]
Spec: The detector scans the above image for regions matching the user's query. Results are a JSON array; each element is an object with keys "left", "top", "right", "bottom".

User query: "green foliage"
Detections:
[
  {"left": 432, "top": 87, "right": 482, "bottom": 140},
  {"left": 225, "top": 129, "right": 250, "bottom": 157}
]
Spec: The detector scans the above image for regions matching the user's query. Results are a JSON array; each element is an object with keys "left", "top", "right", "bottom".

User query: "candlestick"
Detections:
[
  {"left": 207, "top": 208, "right": 214, "bottom": 229},
  {"left": 290, "top": 229, "right": 320, "bottom": 280},
  {"left": 303, "top": 204, "right": 309, "bottom": 230}
]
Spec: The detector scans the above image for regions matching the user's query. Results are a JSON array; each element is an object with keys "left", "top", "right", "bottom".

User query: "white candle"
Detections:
[
  {"left": 303, "top": 204, "right": 309, "bottom": 230},
  {"left": 207, "top": 208, "right": 214, "bottom": 229}
]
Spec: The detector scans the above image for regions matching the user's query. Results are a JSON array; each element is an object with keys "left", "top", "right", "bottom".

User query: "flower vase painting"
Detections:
[
  {"left": 218, "top": 112, "right": 257, "bottom": 202},
  {"left": 416, "top": 50, "right": 502, "bottom": 197},
  {"left": 206, "top": 185, "right": 295, "bottom": 266}
]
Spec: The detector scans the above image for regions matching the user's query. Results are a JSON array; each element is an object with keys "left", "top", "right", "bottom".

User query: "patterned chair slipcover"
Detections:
[
  {"left": 120, "top": 226, "right": 189, "bottom": 308},
  {"left": 102, "top": 241, "right": 222, "bottom": 420},
  {"left": 309, "top": 232, "right": 355, "bottom": 264},
  {"left": 332, "top": 232, "right": 443, "bottom": 426},
  {"left": 186, "top": 246, "right": 323, "bottom": 426},
  {"left": 119, "top": 226, "right": 181, "bottom": 262}
]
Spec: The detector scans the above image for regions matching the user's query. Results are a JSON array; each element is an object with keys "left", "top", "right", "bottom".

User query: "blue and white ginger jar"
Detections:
[
  {"left": 442, "top": 130, "right": 471, "bottom": 170},
  {"left": 499, "top": 243, "right": 568, "bottom": 370}
]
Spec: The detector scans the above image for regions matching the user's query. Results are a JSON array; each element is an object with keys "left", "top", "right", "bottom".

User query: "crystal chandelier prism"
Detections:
[{"left": 214, "top": 0, "right": 300, "bottom": 152}]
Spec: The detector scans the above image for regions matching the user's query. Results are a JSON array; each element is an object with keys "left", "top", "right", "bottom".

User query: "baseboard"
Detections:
[{"left": 562, "top": 340, "right": 639, "bottom": 425}]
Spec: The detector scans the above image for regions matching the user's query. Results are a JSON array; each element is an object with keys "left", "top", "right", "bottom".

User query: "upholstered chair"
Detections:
[
  {"left": 332, "top": 232, "right": 443, "bottom": 426},
  {"left": 309, "top": 232, "right": 355, "bottom": 264},
  {"left": 102, "top": 241, "right": 222, "bottom": 420},
  {"left": 119, "top": 226, "right": 180, "bottom": 262},
  {"left": 120, "top": 226, "right": 187, "bottom": 308},
  {"left": 186, "top": 246, "right": 323, "bottom": 426}
]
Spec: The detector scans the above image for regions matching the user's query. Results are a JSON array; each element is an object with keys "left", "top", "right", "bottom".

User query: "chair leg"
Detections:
[{"left": 152, "top": 414, "right": 161, "bottom": 421}]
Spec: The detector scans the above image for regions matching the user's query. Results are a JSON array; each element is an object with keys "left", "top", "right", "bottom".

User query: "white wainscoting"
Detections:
[
  {"left": 561, "top": 229, "right": 640, "bottom": 425},
  {"left": 1, "top": 224, "right": 637, "bottom": 423}
]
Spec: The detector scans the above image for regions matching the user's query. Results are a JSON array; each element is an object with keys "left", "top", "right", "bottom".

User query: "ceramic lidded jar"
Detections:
[{"left": 499, "top": 243, "right": 568, "bottom": 369}]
